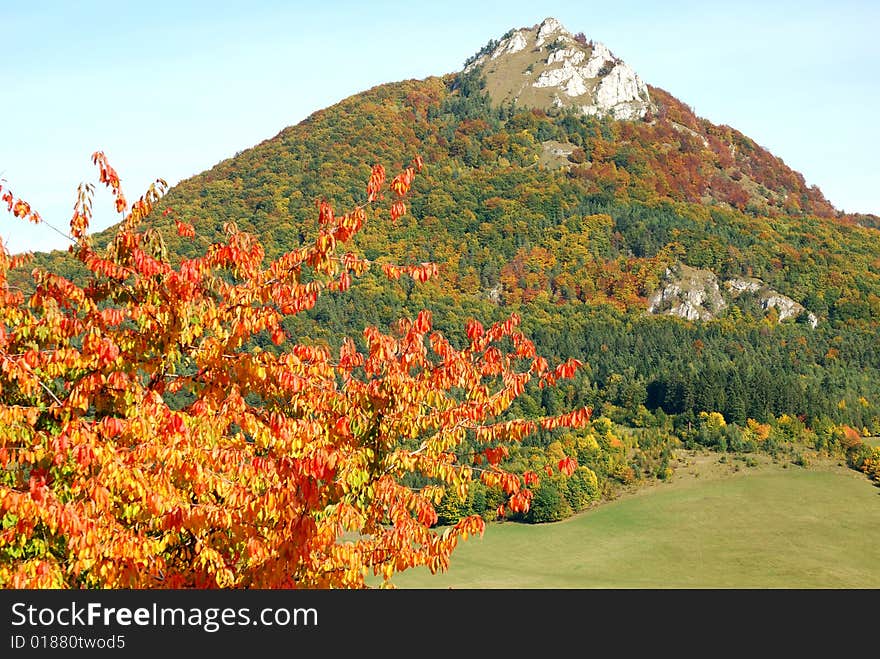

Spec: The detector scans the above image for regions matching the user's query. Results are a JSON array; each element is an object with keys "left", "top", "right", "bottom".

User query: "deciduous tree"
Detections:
[{"left": 0, "top": 153, "right": 589, "bottom": 588}]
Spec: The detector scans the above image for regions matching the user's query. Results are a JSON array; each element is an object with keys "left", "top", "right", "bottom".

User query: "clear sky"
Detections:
[{"left": 2, "top": 0, "right": 878, "bottom": 255}]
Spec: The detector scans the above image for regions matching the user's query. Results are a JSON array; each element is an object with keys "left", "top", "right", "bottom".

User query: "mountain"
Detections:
[
  {"left": 25, "top": 17, "right": 880, "bottom": 432},
  {"left": 461, "top": 18, "right": 837, "bottom": 219}
]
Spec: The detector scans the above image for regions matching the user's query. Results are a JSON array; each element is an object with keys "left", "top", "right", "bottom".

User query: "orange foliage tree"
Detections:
[{"left": 0, "top": 153, "right": 587, "bottom": 588}]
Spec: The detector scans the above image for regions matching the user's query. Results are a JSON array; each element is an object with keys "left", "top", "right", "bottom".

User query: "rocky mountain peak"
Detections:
[{"left": 464, "top": 17, "right": 653, "bottom": 120}]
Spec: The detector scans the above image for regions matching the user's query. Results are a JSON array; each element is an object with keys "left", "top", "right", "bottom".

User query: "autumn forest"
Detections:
[{"left": 2, "top": 20, "right": 879, "bottom": 589}]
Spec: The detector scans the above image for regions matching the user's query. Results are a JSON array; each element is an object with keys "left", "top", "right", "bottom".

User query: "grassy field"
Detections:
[{"left": 388, "top": 453, "right": 880, "bottom": 588}]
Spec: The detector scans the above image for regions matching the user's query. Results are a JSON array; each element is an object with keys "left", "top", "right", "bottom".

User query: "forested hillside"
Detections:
[
  {"left": 29, "top": 68, "right": 879, "bottom": 421},
  {"left": 17, "top": 21, "right": 880, "bottom": 526}
]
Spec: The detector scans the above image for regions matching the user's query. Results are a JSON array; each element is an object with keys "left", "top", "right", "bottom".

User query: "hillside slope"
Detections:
[{"left": 24, "top": 18, "right": 880, "bottom": 430}]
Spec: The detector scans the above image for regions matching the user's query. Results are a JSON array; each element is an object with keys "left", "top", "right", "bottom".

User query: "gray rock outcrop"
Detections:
[{"left": 465, "top": 17, "right": 653, "bottom": 121}]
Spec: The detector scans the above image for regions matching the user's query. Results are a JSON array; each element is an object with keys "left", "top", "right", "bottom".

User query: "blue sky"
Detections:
[{"left": 2, "top": 0, "right": 878, "bottom": 254}]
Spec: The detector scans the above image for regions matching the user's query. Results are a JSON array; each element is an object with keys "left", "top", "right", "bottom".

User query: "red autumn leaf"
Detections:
[
  {"left": 413, "top": 309, "right": 432, "bottom": 333},
  {"left": 390, "top": 200, "right": 406, "bottom": 222},
  {"left": 271, "top": 327, "right": 286, "bottom": 345},
  {"left": 165, "top": 414, "right": 186, "bottom": 436},
  {"left": 466, "top": 319, "right": 484, "bottom": 342},
  {"left": 382, "top": 263, "right": 402, "bottom": 280},
  {"left": 558, "top": 456, "right": 578, "bottom": 477},
  {"left": 13, "top": 200, "right": 30, "bottom": 218},
  {"left": 317, "top": 199, "right": 334, "bottom": 225},
  {"left": 508, "top": 489, "right": 533, "bottom": 514},
  {"left": 176, "top": 221, "right": 195, "bottom": 237},
  {"left": 366, "top": 163, "right": 385, "bottom": 201},
  {"left": 101, "top": 417, "right": 125, "bottom": 439},
  {"left": 333, "top": 416, "right": 351, "bottom": 437}
]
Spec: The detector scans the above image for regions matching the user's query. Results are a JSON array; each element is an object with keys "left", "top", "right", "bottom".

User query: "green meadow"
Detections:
[{"left": 390, "top": 456, "right": 880, "bottom": 589}]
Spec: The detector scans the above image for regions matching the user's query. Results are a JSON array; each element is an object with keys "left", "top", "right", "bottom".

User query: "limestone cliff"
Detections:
[
  {"left": 647, "top": 264, "right": 726, "bottom": 321},
  {"left": 648, "top": 265, "right": 818, "bottom": 327},
  {"left": 464, "top": 17, "right": 653, "bottom": 120}
]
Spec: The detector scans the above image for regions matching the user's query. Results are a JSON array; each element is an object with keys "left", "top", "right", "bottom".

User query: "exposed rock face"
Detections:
[
  {"left": 535, "top": 17, "right": 565, "bottom": 47},
  {"left": 593, "top": 63, "right": 648, "bottom": 120},
  {"left": 493, "top": 30, "right": 528, "bottom": 57},
  {"left": 648, "top": 267, "right": 819, "bottom": 327},
  {"left": 485, "top": 283, "right": 502, "bottom": 305},
  {"left": 464, "top": 17, "right": 653, "bottom": 120},
  {"left": 648, "top": 265, "right": 727, "bottom": 321},
  {"left": 725, "top": 278, "right": 819, "bottom": 327},
  {"left": 724, "top": 277, "right": 763, "bottom": 295},
  {"left": 763, "top": 294, "right": 811, "bottom": 323}
]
